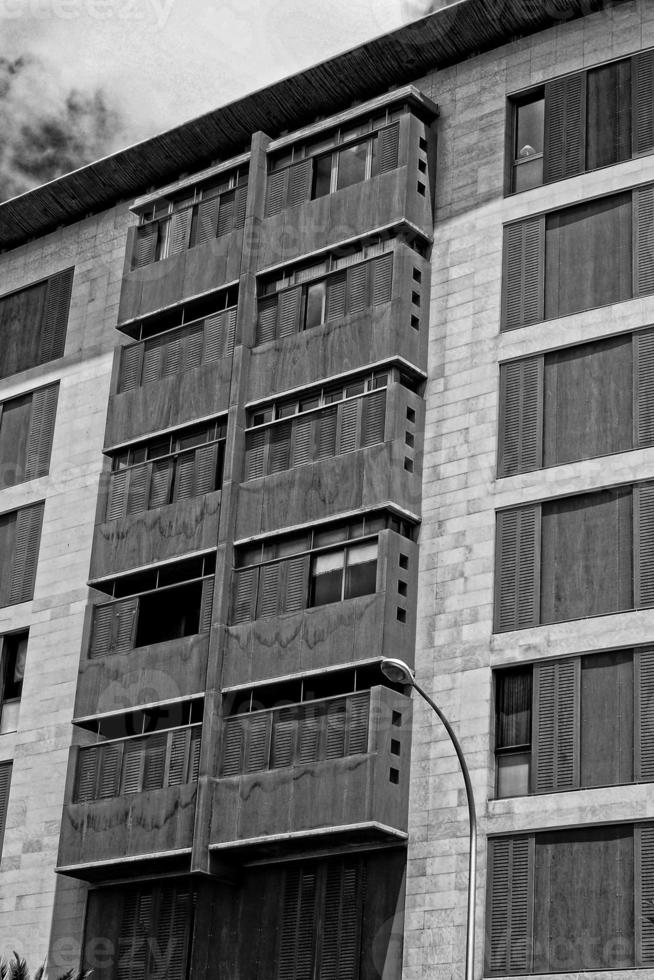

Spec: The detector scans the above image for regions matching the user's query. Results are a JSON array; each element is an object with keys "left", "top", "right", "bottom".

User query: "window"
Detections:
[
  {"left": 0, "top": 384, "right": 58, "bottom": 489},
  {"left": 277, "top": 858, "right": 366, "bottom": 979},
  {"left": 105, "top": 419, "right": 226, "bottom": 520},
  {"left": 486, "top": 823, "right": 654, "bottom": 974},
  {"left": 231, "top": 511, "right": 414, "bottom": 624},
  {"left": 492, "top": 481, "right": 654, "bottom": 631},
  {"left": 0, "top": 269, "right": 73, "bottom": 380},
  {"left": 118, "top": 289, "right": 238, "bottom": 392},
  {"left": 256, "top": 240, "right": 393, "bottom": 344},
  {"left": 221, "top": 690, "right": 370, "bottom": 776},
  {"left": 508, "top": 50, "right": 654, "bottom": 192},
  {"left": 244, "top": 370, "right": 389, "bottom": 480},
  {"left": 84, "top": 882, "right": 195, "bottom": 980},
  {"left": 75, "top": 700, "right": 202, "bottom": 802},
  {"left": 501, "top": 185, "right": 652, "bottom": 330},
  {"left": 0, "top": 503, "right": 44, "bottom": 608},
  {"left": 498, "top": 330, "right": 645, "bottom": 475},
  {"left": 131, "top": 166, "right": 248, "bottom": 269},
  {"left": 265, "top": 115, "right": 401, "bottom": 216},
  {"left": 0, "top": 763, "right": 11, "bottom": 858},
  {"left": 88, "top": 553, "right": 215, "bottom": 658},
  {"left": 0, "top": 632, "right": 27, "bottom": 735},
  {"left": 494, "top": 648, "right": 654, "bottom": 797}
]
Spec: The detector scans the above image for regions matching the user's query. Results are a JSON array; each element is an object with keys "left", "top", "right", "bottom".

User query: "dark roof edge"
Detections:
[{"left": 0, "top": 0, "right": 623, "bottom": 252}]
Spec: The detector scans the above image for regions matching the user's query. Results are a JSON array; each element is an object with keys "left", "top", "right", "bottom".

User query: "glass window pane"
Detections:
[
  {"left": 314, "top": 526, "right": 348, "bottom": 548},
  {"left": 515, "top": 96, "right": 544, "bottom": 158},
  {"left": 304, "top": 281, "right": 326, "bottom": 330},
  {"left": 337, "top": 141, "right": 368, "bottom": 190},
  {"left": 312, "top": 155, "right": 332, "bottom": 198},
  {"left": 513, "top": 156, "right": 543, "bottom": 192},
  {"left": 497, "top": 753, "right": 530, "bottom": 798},
  {"left": 299, "top": 396, "right": 320, "bottom": 413},
  {"left": 313, "top": 551, "right": 345, "bottom": 574},
  {"left": 347, "top": 542, "right": 378, "bottom": 565},
  {"left": 147, "top": 436, "right": 172, "bottom": 460},
  {"left": 496, "top": 669, "right": 532, "bottom": 748},
  {"left": 345, "top": 381, "right": 365, "bottom": 398},
  {"left": 310, "top": 554, "right": 343, "bottom": 607},
  {"left": 276, "top": 402, "right": 297, "bottom": 420},
  {"left": 345, "top": 557, "right": 377, "bottom": 599}
]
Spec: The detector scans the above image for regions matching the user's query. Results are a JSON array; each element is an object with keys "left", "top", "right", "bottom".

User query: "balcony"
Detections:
[
  {"left": 223, "top": 530, "right": 418, "bottom": 687},
  {"left": 256, "top": 112, "right": 434, "bottom": 269},
  {"left": 58, "top": 723, "right": 200, "bottom": 877},
  {"left": 247, "top": 244, "right": 429, "bottom": 398},
  {"left": 209, "top": 686, "right": 410, "bottom": 859},
  {"left": 106, "top": 309, "right": 235, "bottom": 445}
]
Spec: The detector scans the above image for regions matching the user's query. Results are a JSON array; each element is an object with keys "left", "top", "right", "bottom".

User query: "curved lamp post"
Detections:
[{"left": 380, "top": 657, "right": 477, "bottom": 980}]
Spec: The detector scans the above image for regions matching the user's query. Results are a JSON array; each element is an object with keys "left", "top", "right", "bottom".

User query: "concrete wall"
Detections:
[
  {"left": 0, "top": 204, "right": 134, "bottom": 970},
  {"left": 408, "top": 2, "right": 654, "bottom": 978}
]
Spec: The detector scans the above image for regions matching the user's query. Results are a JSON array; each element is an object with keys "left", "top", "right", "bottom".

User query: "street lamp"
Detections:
[{"left": 380, "top": 657, "right": 477, "bottom": 980}]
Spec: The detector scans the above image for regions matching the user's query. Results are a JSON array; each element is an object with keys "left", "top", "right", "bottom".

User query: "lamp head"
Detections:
[{"left": 380, "top": 657, "right": 415, "bottom": 686}]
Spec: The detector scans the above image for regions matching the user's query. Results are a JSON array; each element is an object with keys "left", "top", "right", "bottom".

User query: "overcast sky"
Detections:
[{"left": 0, "top": 0, "right": 438, "bottom": 171}]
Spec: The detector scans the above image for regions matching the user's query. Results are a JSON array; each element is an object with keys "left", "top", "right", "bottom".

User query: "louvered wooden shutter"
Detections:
[
  {"left": 142, "top": 732, "right": 167, "bottom": 790},
  {"left": 272, "top": 707, "right": 297, "bottom": 768},
  {"left": 486, "top": 836, "right": 533, "bottom": 976},
  {"left": 265, "top": 169, "right": 289, "bottom": 217},
  {"left": 189, "top": 727, "right": 201, "bottom": 781},
  {"left": 161, "top": 332, "right": 182, "bottom": 379},
  {"left": 118, "top": 891, "right": 150, "bottom": 980},
  {"left": 10, "top": 502, "right": 43, "bottom": 603},
  {"left": 325, "top": 700, "right": 347, "bottom": 759},
  {"left": 278, "top": 287, "right": 302, "bottom": 338},
  {"left": 635, "top": 483, "right": 654, "bottom": 608},
  {"left": 183, "top": 323, "right": 203, "bottom": 371},
  {"left": 106, "top": 470, "right": 129, "bottom": 521},
  {"left": 282, "top": 555, "right": 308, "bottom": 614},
  {"left": 634, "top": 185, "right": 654, "bottom": 297},
  {"left": 346, "top": 692, "right": 370, "bottom": 755},
  {"left": 287, "top": 159, "right": 312, "bottom": 207},
  {"left": 246, "top": 713, "right": 271, "bottom": 772},
  {"left": 222, "top": 307, "right": 237, "bottom": 357},
  {"left": 635, "top": 649, "right": 654, "bottom": 782},
  {"left": 258, "top": 562, "right": 281, "bottom": 618},
  {"left": 89, "top": 598, "right": 138, "bottom": 659},
  {"left": 168, "top": 208, "right": 191, "bottom": 255},
  {"left": 372, "top": 123, "right": 400, "bottom": 175},
  {"left": 268, "top": 423, "right": 291, "bottom": 474},
  {"left": 126, "top": 465, "right": 149, "bottom": 515},
  {"left": 633, "top": 50, "right": 654, "bottom": 155},
  {"left": 156, "top": 887, "right": 194, "bottom": 980},
  {"left": 361, "top": 391, "right": 385, "bottom": 447},
  {"left": 174, "top": 452, "right": 195, "bottom": 501},
  {"left": 199, "top": 577, "right": 214, "bottom": 633},
  {"left": 89, "top": 603, "right": 115, "bottom": 658},
  {"left": 119, "top": 343, "right": 144, "bottom": 392},
  {"left": 98, "top": 742, "right": 122, "bottom": 799},
  {"left": 25, "top": 383, "right": 58, "bottom": 480},
  {"left": 167, "top": 729, "right": 189, "bottom": 787},
  {"left": 75, "top": 748, "right": 98, "bottom": 803},
  {"left": 278, "top": 867, "right": 317, "bottom": 980},
  {"left": 41, "top": 268, "right": 73, "bottom": 362},
  {"left": 114, "top": 597, "right": 138, "bottom": 654},
  {"left": 297, "top": 703, "right": 322, "bottom": 764},
  {"left": 371, "top": 253, "right": 393, "bottom": 305},
  {"left": 149, "top": 459, "right": 173, "bottom": 508},
  {"left": 498, "top": 357, "right": 544, "bottom": 476},
  {"left": 346, "top": 263, "right": 370, "bottom": 314},
  {"left": 194, "top": 196, "right": 220, "bottom": 246},
  {"left": 338, "top": 399, "right": 359, "bottom": 453},
  {"left": 543, "top": 74, "right": 586, "bottom": 183},
  {"left": 133, "top": 224, "right": 158, "bottom": 269},
  {"left": 231, "top": 567, "right": 258, "bottom": 624},
  {"left": 501, "top": 218, "right": 545, "bottom": 330},
  {"left": 316, "top": 407, "right": 337, "bottom": 458},
  {"left": 494, "top": 505, "right": 540, "bottom": 632},
  {"left": 0, "top": 762, "right": 10, "bottom": 855},
  {"left": 319, "top": 861, "right": 362, "bottom": 980},
  {"left": 326, "top": 271, "right": 347, "bottom": 320},
  {"left": 257, "top": 295, "right": 279, "bottom": 344},
  {"left": 245, "top": 429, "right": 266, "bottom": 480},
  {"left": 291, "top": 415, "right": 314, "bottom": 467},
  {"left": 234, "top": 185, "right": 248, "bottom": 229},
  {"left": 634, "top": 329, "right": 654, "bottom": 448},
  {"left": 203, "top": 312, "right": 227, "bottom": 362},
  {"left": 636, "top": 823, "right": 654, "bottom": 969},
  {"left": 142, "top": 335, "right": 165, "bottom": 385},
  {"left": 533, "top": 658, "right": 580, "bottom": 792},
  {"left": 221, "top": 717, "right": 245, "bottom": 775},
  {"left": 217, "top": 192, "right": 235, "bottom": 238},
  {"left": 121, "top": 738, "right": 144, "bottom": 794},
  {"left": 194, "top": 443, "right": 219, "bottom": 495}
]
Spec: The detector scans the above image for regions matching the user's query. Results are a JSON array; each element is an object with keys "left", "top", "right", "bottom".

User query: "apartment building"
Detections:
[{"left": 0, "top": 0, "right": 653, "bottom": 977}]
